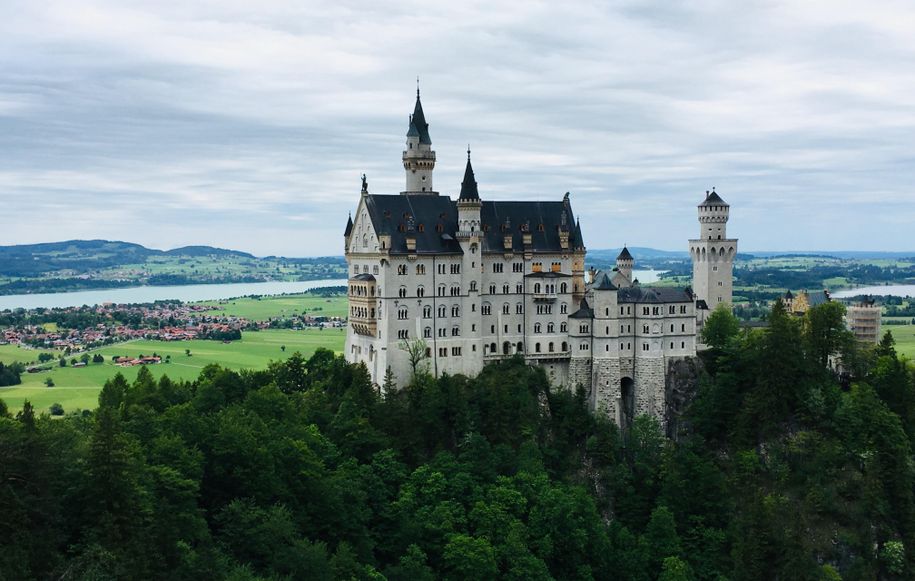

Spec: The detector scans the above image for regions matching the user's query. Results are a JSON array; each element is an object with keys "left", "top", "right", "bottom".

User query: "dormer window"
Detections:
[{"left": 418, "top": 224, "right": 425, "bottom": 232}]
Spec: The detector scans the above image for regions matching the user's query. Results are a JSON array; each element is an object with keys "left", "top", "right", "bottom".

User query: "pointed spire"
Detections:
[
  {"left": 459, "top": 148, "right": 480, "bottom": 201},
  {"left": 344, "top": 213, "right": 353, "bottom": 237},
  {"left": 617, "top": 246, "right": 633, "bottom": 261},
  {"left": 410, "top": 83, "right": 431, "bottom": 144}
]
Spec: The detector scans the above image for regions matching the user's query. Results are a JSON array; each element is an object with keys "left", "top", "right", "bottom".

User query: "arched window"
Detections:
[
  {"left": 502, "top": 303, "right": 510, "bottom": 314},
  {"left": 535, "top": 343, "right": 541, "bottom": 353},
  {"left": 452, "top": 305, "right": 460, "bottom": 317},
  {"left": 516, "top": 341, "right": 523, "bottom": 353},
  {"left": 534, "top": 323, "right": 542, "bottom": 333},
  {"left": 534, "top": 283, "right": 541, "bottom": 294},
  {"left": 489, "top": 284, "right": 497, "bottom": 294},
  {"left": 482, "top": 302, "right": 492, "bottom": 315},
  {"left": 503, "top": 283, "right": 510, "bottom": 294},
  {"left": 560, "top": 302, "right": 567, "bottom": 314},
  {"left": 561, "top": 341, "right": 568, "bottom": 351},
  {"left": 397, "top": 307, "right": 408, "bottom": 320},
  {"left": 424, "top": 327, "right": 432, "bottom": 338},
  {"left": 560, "top": 322, "right": 567, "bottom": 333},
  {"left": 549, "top": 342, "right": 554, "bottom": 352},
  {"left": 560, "top": 282, "right": 567, "bottom": 293},
  {"left": 547, "top": 322, "right": 554, "bottom": 333},
  {"left": 398, "top": 286, "right": 407, "bottom": 298},
  {"left": 423, "top": 305, "right": 432, "bottom": 318},
  {"left": 417, "top": 286, "right": 424, "bottom": 297},
  {"left": 503, "top": 341, "right": 510, "bottom": 355}
]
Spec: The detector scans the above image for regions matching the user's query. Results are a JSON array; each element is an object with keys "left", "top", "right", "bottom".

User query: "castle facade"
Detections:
[{"left": 344, "top": 91, "right": 736, "bottom": 426}]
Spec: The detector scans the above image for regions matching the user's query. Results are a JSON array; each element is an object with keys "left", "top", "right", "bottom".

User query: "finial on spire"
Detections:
[
  {"left": 416, "top": 76, "right": 420, "bottom": 98},
  {"left": 467, "top": 144, "right": 471, "bottom": 161}
]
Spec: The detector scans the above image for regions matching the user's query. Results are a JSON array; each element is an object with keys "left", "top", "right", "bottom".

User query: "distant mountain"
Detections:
[
  {"left": 165, "top": 246, "right": 255, "bottom": 259},
  {"left": 588, "top": 247, "right": 689, "bottom": 260}
]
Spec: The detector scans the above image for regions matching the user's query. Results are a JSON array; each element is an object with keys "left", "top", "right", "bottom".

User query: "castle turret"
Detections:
[
  {"left": 689, "top": 188, "right": 737, "bottom": 315},
  {"left": 616, "top": 246, "right": 633, "bottom": 284},
  {"left": 402, "top": 86, "right": 436, "bottom": 194},
  {"left": 456, "top": 149, "right": 483, "bottom": 375},
  {"left": 457, "top": 148, "right": 481, "bottom": 236}
]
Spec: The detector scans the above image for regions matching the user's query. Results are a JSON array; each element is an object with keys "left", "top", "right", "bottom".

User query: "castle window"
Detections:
[
  {"left": 438, "top": 284, "right": 446, "bottom": 296},
  {"left": 643, "top": 307, "right": 650, "bottom": 315},
  {"left": 373, "top": 265, "right": 379, "bottom": 275},
  {"left": 489, "top": 284, "right": 496, "bottom": 294},
  {"left": 718, "top": 281, "right": 723, "bottom": 286},
  {"left": 547, "top": 322, "right": 555, "bottom": 333},
  {"left": 534, "top": 283, "right": 541, "bottom": 294},
  {"left": 416, "top": 264, "right": 425, "bottom": 275},
  {"left": 451, "top": 264, "right": 461, "bottom": 274},
  {"left": 452, "top": 327, "right": 460, "bottom": 336},
  {"left": 513, "top": 262, "right": 523, "bottom": 273},
  {"left": 680, "top": 305, "right": 687, "bottom": 314},
  {"left": 536, "top": 343, "right": 541, "bottom": 353},
  {"left": 534, "top": 323, "right": 542, "bottom": 333},
  {"left": 452, "top": 347, "right": 462, "bottom": 356},
  {"left": 560, "top": 322, "right": 567, "bottom": 332},
  {"left": 398, "top": 287, "right": 407, "bottom": 298},
  {"left": 643, "top": 343, "right": 649, "bottom": 351},
  {"left": 482, "top": 303, "right": 492, "bottom": 315},
  {"left": 438, "top": 263, "right": 446, "bottom": 274},
  {"left": 439, "top": 347, "right": 447, "bottom": 357},
  {"left": 669, "top": 306, "right": 676, "bottom": 314},
  {"left": 580, "top": 324, "right": 589, "bottom": 333},
  {"left": 643, "top": 325, "right": 649, "bottom": 333},
  {"left": 452, "top": 305, "right": 460, "bottom": 317},
  {"left": 670, "top": 324, "right": 674, "bottom": 332},
  {"left": 438, "top": 305, "right": 446, "bottom": 317},
  {"left": 436, "top": 224, "right": 443, "bottom": 232},
  {"left": 470, "top": 281, "right": 477, "bottom": 291},
  {"left": 503, "top": 284, "right": 510, "bottom": 294},
  {"left": 549, "top": 342, "right": 554, "bottom": 352},
  {"left": 681, "top": 341, "right": 685, "bottom": 349},
  {"left": 397, "top": 329, "right": 409, "bottom": 339},
  {"left": 516, "top": 303, "right": 524, "bottom": 314},
  {"left": 560, "top": 282, "right": 567, "bottom": 293},
  {"left": 493, "top": 263, "right": 504, "bottom": 273},
  {"left": 562, "top": 341, "right": 568, "bottom": 351},
  {"left": 424, "top": 327, "right": 432, "bottom": 338},
  {"left": 398, "top": 307, "right": 408, "bottom": 320},
  {"left": 670, "top": 342, "right": 674, "bottom": 349},
  {"left": 560, "top": 303, "right": 568, "bottom": 314},
  {"left": 502, "top": 303, "right": 510, "bottom": 314},
  {"left": 423, "top": 305, "right": 432, "bottom": 318},
  {"left": 681, "top": 324, "right": 686, "bottom": 332},
  {"left": 517, "top": 342, "right": 524, "bottom": 353},
  {"left": 516, "top": 283, "right": 523, "bottom": 293},
  {"left": 438, "top": 328, "right": 446, "bottom": 337},
  {"left": 417, "top": 286, "right": 424, "bottom": 297}
]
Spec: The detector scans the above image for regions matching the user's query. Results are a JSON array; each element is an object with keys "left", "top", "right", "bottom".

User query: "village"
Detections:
[{"left": 0, "top": 299, "right": 345, "bottom": 363}]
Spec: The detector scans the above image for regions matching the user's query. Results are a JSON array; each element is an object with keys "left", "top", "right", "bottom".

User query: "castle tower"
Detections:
[
  {"left": 689, "top": 188, "right": 737, "bottom": 312},
  {"left": 616, "top": 246, "right": 634, "bottom": 284},
  {"left": 456, "top": 149, "right": 483, "bottom": 374},
  {"left": 402, "top": 86, "right": 436, "bottom": 194}
]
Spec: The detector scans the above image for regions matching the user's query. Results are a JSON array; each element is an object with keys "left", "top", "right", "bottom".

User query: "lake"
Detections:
[
  {"left": 832, "top": 285, "right": 915, "bottom": 299},
  {"left": 0, "top": 280, "right": 348, "bottom": 310},
  {"left": 0, "top": 269, "right": 666, "bottom": 310}
]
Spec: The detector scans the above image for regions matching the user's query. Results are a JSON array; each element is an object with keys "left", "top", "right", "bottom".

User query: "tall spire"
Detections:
[
  {"left": 459, "top": 148, "right": 480, "bottom": 201},
  {"left": 411, "top": 84, "right": 431, "bottom": 145}
]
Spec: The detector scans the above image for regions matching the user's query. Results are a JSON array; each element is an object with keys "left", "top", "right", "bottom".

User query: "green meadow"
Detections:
[
  {"left": 889, "top": 325, "right": 915, "bottom": 360},
  {"left": 0, "top": 327, "right": 345, "bottom": 414},
  {"left": 199, "top": 294, "right": 347, "bottom": 320}
]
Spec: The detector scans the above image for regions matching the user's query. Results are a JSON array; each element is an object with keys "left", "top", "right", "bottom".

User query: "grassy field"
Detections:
[
  {"left": 0, "top": 328, "right": 345, "bottom": 414},
  {"left": 888, "top": 325, "right": 915, "bottom": 360},
  {"left": 199, "top": 294, "right": 347, "bottom": 321}
]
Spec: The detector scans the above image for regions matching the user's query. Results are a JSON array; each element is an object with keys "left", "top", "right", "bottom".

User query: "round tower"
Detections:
[
  {"left": 402, "top": 86, "right": 437, "bottom": 194},
  {"left": 616, "top": 246, "right": 634, "bottom": 283},
  {"left": 689, "top": 188, "right": 737, "bottom": 313}
]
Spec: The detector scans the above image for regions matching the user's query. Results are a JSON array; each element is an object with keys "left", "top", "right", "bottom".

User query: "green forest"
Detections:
[{"left": 2, "top": 302, "right": 914, "bottom": 580}]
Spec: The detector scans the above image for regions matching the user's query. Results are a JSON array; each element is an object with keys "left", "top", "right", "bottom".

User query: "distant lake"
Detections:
[
  {"left": 832, "top": 285, "right": 915, "bottom": 299},
  {"left": 0, "top": 269, "right": 665, "bottom": 311},
  {"left": 0, "top": 280, "right": 348, "bottom": 310}
]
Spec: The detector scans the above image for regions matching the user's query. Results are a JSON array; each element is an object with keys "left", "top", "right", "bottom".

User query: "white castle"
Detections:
[{"left": 344, "top": 90, "right": 736, "bottom": 427}]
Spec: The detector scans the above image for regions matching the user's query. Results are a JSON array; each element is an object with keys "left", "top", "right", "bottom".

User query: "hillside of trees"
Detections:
[{"left": 2, "top": 301, "right": 914, "bottom": 579}]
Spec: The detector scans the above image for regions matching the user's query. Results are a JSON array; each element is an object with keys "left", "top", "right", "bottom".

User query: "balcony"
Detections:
[{"left": 532, "top": 293, "right": 557, "bottom": 302}]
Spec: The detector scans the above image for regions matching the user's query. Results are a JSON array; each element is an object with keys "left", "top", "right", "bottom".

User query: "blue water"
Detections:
[
  {"left": 832, "top": 285, "right": 915, "bottom": 299},
  {"left": 0, "top": 279, "right": 348, "bottom": 310}
]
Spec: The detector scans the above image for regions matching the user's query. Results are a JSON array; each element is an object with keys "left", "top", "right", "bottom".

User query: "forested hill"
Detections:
[
  {"left": 0, "top": 240, "right": 346, "bottom": 295},
  {"left": 2, "top": 301, "right": 915, "bottom": 579}
]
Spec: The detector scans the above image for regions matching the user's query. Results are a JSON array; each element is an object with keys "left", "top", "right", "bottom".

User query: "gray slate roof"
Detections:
[
  {"left": 617, "top": 286, "right": 694, "bottom": 304},
  {"left": 362, "top": 194, "right": 584, "bottom": 255},
  {"left": 570, "top": 298, "right": 594, "bottom": 319},
  {"left": 699, "top": 190, "right": 728, "bottom": 206},
  {"left": 409, "top": 94, "right": 431, "bottom": 145}
]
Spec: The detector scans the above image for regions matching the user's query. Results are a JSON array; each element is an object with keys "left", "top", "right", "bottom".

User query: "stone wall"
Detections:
[
  {"left": 592, "top": 357, "right": 622, "bottom": 419},
  {"left": 664, "top": 356, "right": 705, "bottom": 440},
  {"left": 634, "top": 356, "right": 667, "bottom": 428}
]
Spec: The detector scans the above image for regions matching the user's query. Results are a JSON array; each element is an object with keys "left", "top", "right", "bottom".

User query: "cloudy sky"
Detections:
[{"left": 1, "top": 0, "right": 913, "bottom": 256}]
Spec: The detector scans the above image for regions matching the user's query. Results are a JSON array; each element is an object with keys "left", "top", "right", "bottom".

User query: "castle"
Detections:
[{"left": 344, "top": 90, "right": 737, "bottom": 426}]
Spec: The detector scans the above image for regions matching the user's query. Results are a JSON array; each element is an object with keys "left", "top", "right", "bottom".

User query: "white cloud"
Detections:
[{"left": 0, "top": 0, "right": 913, "bottom": 254}]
